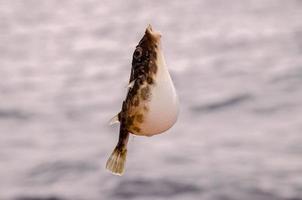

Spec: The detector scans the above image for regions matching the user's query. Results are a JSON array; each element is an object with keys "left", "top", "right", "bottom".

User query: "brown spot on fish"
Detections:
[
  {"left": 152, "top": 51, "right": 157, "bottom": 59},
  {"left": 137, "top": 77, "right": 143, "bottom": 85},
  {"left": 143, "top": 106, "right": 149, "bottom": 111},
  {"left": 147, "top": 77, "right": 154, "bottom": 85},
  {"left": 131, "top": 96, "right": 139, "bottom": 107},
  {"left": 136, "top": 114, "right": 144, "bottom": 123},
  {"left": 133, "top": 126, "right": 141, "bottom": 133},
  {"left": 141, "top": 86, "right": 151, "bottom": 100},
  {"left": 149, "top": 64, "right": 157, "bottom": 74},
  {"left": 126, "top": 115, "right": 135, "bottom": 126}
]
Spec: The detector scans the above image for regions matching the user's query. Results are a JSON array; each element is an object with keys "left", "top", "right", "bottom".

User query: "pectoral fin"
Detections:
[{"left": 109, "top": 113, "right": 120, "bottom": 125}]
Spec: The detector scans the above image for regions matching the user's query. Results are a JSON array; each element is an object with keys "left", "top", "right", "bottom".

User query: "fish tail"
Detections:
[
  {"left": 106, "top": 145, "right": 127, "bottom": 175},
  {"left": 106, "top": 124, "right": 129, "bottom": 176}
]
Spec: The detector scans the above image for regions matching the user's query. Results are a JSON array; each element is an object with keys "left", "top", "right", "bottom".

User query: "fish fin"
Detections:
[
  {"left": 126, "top": 80, "right": 135, "bottom": 89},
  {"left": 109, "top": 113, "right": 120, "bottom": 125},
  {"left": 106, "top": 145, "right": 127, "bottom": 176}
]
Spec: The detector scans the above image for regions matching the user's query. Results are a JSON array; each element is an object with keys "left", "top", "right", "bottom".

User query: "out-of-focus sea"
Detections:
[{"left": 0, "top": 0, "right": 302, "bottom": 199}]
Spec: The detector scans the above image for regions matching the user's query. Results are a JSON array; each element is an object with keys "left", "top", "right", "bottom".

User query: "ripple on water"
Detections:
[
  {"left": 111, "top": 178, "right": 201, "bottom": 199},
  {"left": 0, "top": 108, "right": 32, "bottom": 120},
  {"left": 190, "top": 93, "right": 252, "bottom": 113},
  {"left": 27, "top": 161, "right": 97, "bottom": 185},
  {"left": 15, "top": 197, "right": 64, "bottom": 200}
]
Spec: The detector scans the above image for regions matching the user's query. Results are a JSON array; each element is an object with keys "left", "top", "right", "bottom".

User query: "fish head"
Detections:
[
  {"left": 132, "top": 24, "right": 161, "bottom": 63},
  {"left": 145, "top": 24, "right": 162, "bottom": 42}
]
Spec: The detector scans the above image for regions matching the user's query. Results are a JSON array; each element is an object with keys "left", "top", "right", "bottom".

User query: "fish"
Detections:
[{"left": 106, "top": 25, "right": 179, "bottom": 175}]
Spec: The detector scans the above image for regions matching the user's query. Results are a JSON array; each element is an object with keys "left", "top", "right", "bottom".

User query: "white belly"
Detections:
[{"left": 139, "top": 51, "right": 179, "bottom": 136}]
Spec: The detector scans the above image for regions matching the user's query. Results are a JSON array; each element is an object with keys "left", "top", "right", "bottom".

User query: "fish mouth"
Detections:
[{"left": 145, "top": 24, "right": 162, "bottom": 42}]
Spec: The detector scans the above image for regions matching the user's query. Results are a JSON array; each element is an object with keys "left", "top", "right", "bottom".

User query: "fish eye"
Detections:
[{"left": 133, "top": 47, "right": 143, "bottom": 59}]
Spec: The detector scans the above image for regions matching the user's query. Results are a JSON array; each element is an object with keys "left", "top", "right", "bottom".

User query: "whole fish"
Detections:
[{"left": 106, "top": 25, "right": 179, "bottom": 175}]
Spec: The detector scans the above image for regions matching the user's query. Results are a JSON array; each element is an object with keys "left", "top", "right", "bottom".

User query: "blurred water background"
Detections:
[{"left": 1, "top": 0, "right": 302, "bottom": 199}]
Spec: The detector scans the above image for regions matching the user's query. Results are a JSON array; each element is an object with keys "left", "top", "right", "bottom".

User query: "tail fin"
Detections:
[{"left": 106, "top": 145, "right": 127, "bottom": 176}]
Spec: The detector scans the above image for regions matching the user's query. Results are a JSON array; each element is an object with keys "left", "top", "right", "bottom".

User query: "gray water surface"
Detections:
[{"left": 1, "top": 0, "right": 302, "bottom": 199}]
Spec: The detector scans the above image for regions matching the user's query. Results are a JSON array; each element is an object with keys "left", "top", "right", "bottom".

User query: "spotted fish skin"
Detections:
[
  {"left": 106, "top": 25, "right": 179, "bottom": 175},
  {"left": 124, "top": 25, "right": 161, "bottom": 135},
  {"left": 125, "top": 25, "right": 179, "bottom": 136}
]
